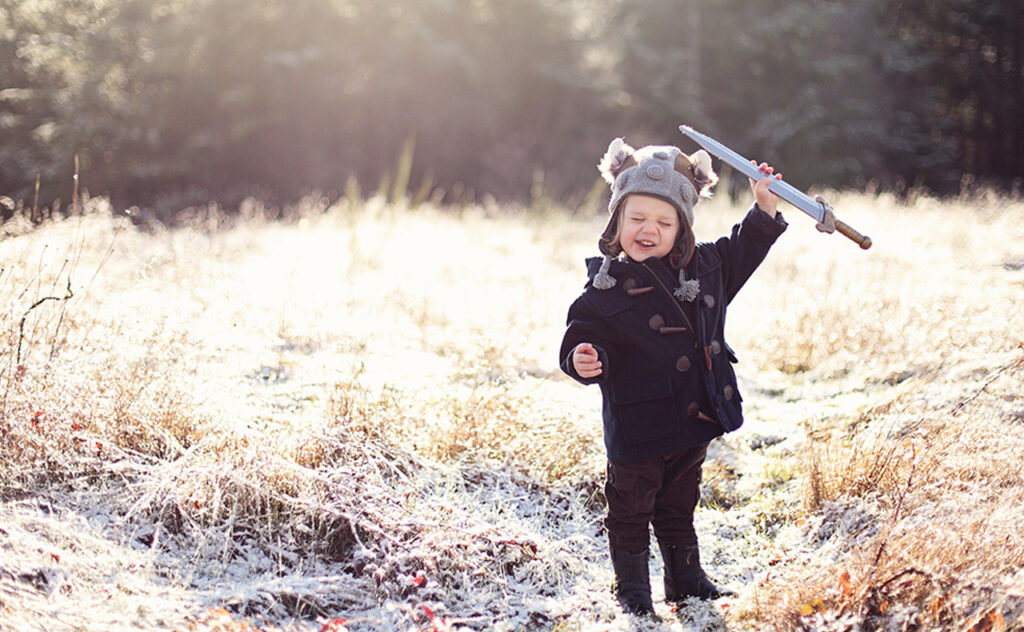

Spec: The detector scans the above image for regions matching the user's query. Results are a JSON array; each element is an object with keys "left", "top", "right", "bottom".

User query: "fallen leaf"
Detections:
[
  {"left": 839, "top": 571, "right": 853, "bottom": 598},
  {"left": 320, "top": 618, "right": 347, "bottom": 632},
  {"left": 990, "top": 611, "right": 1007, "bottom": 632},
  {"left": 431, "top": 616, "right": 452, "bottom": 632},
  {"left": 800, "top": 598, "right": 826, "bottom": 616},
  {"left": 970, "top": 610, "right": 1008, "bottom": 632}
]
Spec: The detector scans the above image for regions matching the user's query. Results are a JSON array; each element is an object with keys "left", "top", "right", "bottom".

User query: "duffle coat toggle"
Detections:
[{"left": 659, "top": 326, "right": 687, "bottom": 335}]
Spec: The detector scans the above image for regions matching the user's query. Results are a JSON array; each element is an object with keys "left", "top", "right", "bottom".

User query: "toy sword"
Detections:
[{"left": 679, "top": 125, "right": 872, "bottom": 249}]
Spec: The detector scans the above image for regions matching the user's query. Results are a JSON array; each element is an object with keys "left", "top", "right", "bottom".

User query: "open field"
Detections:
[{"left": 1, "top": 190, "right": 1023, "bottom": 631}]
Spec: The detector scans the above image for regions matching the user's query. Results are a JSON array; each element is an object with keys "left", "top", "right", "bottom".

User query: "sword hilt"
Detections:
[
  {"left": 836, "top": 219, "right": 872, "bottom": 250},
  {"left": 814, "top": 195, "right": 871, "bottom": 249}
]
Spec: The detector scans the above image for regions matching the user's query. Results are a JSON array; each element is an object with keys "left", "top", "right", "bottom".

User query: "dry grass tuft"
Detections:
[{"left": 729, "top": 191, "right": 1024, "bottom": 631}]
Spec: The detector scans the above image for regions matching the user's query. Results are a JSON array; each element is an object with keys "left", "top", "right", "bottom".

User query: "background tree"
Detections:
[{"left": 892, "top": 0, "right": 1024, "bottom": 190}]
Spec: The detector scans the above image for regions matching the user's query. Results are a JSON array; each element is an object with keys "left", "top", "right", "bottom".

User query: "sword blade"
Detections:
[{"left": 679, "top": 125, "right": 824, "bottom": 223}]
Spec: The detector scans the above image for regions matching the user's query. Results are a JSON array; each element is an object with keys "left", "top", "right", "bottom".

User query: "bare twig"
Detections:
[
  {"left": 878, "top": 567, "right": 927, "bottom": 591},
  {"left": 72, "top": 154, "right": 79, "bottom": 217},
  {"left": 47, "top": 214, "right": 129, "bottom": 365},
  {"left": 15, "top": 276, "right": 73, "bottom": 368},
  {"left": 871, "top": 443, "right": 920, "bottom": 569},
  {"left": 31, "top": 175, "right": 40, "bottom": 224},
  {"left": 951, "top": 350, "right": 1024, "bottom": 417}
]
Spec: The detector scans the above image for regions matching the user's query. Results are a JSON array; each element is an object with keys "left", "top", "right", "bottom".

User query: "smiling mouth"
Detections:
[{"left": 637, "top": 240, "right": 656, "bottom": 248}]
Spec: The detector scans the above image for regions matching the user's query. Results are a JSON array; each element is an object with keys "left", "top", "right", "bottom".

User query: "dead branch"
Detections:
[
  {"left": 15, "top": 276, "right": 74, "bottom": 368},
  {"left": 951, "top": 350, "right": 1024, "bottom": 416}
]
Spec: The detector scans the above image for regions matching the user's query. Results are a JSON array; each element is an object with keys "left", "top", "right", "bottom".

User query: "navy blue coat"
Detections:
[{"left": 560, "top": 206, "right": 787, "bottom": 463}]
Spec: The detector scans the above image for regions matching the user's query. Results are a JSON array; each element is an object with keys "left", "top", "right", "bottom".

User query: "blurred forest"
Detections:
[{"left": 1, "top": 0, "right": 1022, "bottom": 220}]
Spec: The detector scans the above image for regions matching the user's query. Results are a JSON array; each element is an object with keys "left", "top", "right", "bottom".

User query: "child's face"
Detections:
[{"left": 619, "top": 195, "right": 680, "bottom": 262}]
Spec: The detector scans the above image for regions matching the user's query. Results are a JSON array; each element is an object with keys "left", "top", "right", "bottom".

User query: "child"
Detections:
[{"left": 559, "top": 136, "right": 786, "bottom": 616}]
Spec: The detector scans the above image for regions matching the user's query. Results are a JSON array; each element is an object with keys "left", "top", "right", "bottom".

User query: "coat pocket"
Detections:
[{"left": 612, "top": 375, "right": 680, "bottom": 444}]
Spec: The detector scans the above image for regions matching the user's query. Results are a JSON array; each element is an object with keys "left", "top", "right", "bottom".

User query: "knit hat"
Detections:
[{"left": 593, "top": 137, "right": 718, "bottom": 298}]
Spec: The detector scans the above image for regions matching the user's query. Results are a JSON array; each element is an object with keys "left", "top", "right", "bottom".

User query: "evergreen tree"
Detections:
[{"left": 892, "top": 0, "right": 1024, "bottom": 190}]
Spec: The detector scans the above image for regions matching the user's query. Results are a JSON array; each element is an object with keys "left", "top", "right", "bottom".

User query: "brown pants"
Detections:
[{"left": 605, "top": 442, "right": 709, "bottom": 553}]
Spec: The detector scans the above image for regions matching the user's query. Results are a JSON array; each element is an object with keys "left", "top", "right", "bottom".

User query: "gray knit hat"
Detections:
[{"left": 593, "top": 137, "right": 718, "bottom": 298}]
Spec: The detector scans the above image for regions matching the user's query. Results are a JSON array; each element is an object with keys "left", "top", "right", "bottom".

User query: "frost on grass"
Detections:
[
  {"left": 0, "top": 397, "right": 614, "bottom": 630},
  {"left": 0, "top": 202, "right": 633, "bottom": 631},
  {"left": 3, "top": 192, "right": 1024, "bottom": 631}
]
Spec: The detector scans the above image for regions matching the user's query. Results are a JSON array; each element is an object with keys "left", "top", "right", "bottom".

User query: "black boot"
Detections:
[
  {"left": 610, "top": 547, "right": 656, "bottom": 617},
  {"left": 659, "top": 543, "right": 736, "bottom": 601}
]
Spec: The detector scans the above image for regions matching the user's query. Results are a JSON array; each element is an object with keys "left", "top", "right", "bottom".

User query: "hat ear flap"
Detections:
[
  {"left": 598, "top": 137, "right": 638, "bottom": 184},
  {"left": 674, "top": 149, "right": 718, "bottom": 197}
]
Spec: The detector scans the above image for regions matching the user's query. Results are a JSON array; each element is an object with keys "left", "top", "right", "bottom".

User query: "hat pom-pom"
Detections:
[
  {"left": 598, "top": 138, "right": 636, "bottom": 185},
  {"left": 593, "top": 255, "right": 616, "bottom": 290},
  {"left": 689, "top": 149, "right": 719, "bottom": 197}
]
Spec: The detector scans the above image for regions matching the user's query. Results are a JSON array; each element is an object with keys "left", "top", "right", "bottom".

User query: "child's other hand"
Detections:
[
  {"left": 749, "top": 161, "right": 782, "bottom": 218},
  {"left": 572, "top": 343, "right": 603, "bottom": 378}
]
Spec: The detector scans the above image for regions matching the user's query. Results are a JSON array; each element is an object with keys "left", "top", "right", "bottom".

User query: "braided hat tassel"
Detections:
[
  {"left": 593, "top": 255, "right": 616, "bottom": 290},
  {"left": 674, "top": 268, "right": 700, "bottom": 302}
]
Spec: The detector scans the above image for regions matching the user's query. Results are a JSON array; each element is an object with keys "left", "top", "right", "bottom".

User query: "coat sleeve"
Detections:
[
  {"left": 716, "top": 205, "right": 788, "bottom": 304},
  {"left": 559, "top": 294, "right": 614, "bottom": 385}
]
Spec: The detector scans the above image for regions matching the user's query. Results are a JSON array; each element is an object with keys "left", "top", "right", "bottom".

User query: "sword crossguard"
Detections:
[{"left": 814, "top": 195, "right": 836, "bottom": 234}]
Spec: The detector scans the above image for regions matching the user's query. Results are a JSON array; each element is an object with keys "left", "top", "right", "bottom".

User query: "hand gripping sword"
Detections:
[{"left": 679, "top": 125, "right": 872, "bottom": 250}]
